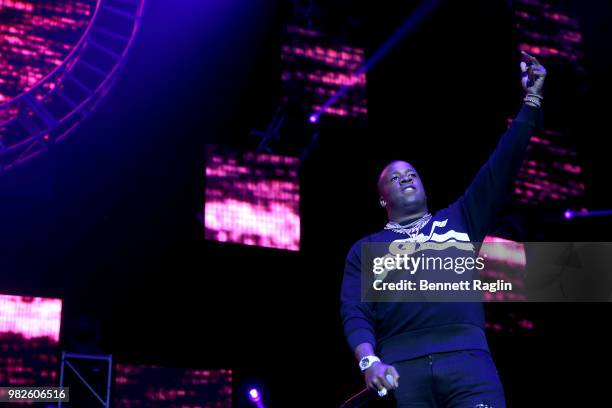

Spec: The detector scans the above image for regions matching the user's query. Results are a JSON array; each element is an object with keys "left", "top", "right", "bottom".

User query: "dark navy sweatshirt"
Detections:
[{"left": 340, "top": 104, "right": 540, "bottom": 364}]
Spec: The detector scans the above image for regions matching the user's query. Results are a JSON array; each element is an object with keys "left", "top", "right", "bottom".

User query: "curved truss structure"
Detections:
[{"left": 0, "top": 0, "right": 145, "bottom": 172}]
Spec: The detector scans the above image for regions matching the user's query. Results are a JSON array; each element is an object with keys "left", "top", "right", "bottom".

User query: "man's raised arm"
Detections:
[{"left": 459, "top": 51, "right": 547, "bottom": 242}]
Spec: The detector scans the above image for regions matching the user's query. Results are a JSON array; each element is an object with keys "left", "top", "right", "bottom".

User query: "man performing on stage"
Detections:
[{"left": 340, "top": 51, "right": 546, "bottom": 408}]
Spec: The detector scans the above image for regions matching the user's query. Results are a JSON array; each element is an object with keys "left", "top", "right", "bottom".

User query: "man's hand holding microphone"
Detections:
[
  {"left": 356, "top": 344, "right": 400, "bottom": 398},
  {"left": 363, "top": 358, "right": 400, "bottom": 397}
]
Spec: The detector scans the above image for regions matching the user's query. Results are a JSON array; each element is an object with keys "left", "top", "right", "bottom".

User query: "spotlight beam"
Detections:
[
  {"left": 313, "top": 0, "right": 443, "bottom": 119},
  {"left": 565, "top": 209, "right": 612, "bottom": 219}
]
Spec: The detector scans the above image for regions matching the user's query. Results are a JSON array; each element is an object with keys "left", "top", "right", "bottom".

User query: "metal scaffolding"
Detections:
[
  {"left": 58, "top": 352, "right": 113, "bottom": 408},
  {"left": 0, "top": 0, "right": 145, "bottom": 172}
]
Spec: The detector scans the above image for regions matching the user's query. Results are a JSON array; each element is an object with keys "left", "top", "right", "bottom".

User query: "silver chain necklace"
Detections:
[{"left": 384, "top": 213, "right": 432, "bottom": 237}]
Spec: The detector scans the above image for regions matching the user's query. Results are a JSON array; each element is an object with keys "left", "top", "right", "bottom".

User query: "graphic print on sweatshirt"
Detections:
[{"left": 376, "top": 213, "right": 476, "bottom": 281}]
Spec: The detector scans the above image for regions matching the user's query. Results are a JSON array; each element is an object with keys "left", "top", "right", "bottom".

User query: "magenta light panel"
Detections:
[
  {"left": 514, "top": 128, "right": 585, "bottom": 204},
  {"left": 0, "top": 0, "right": 94, "bottom": 103},
  {"left": 480, "top": 235, "right": 527, "bottom": 302},
  {"left": 281, "top": 25, "right": 367, "bottom": 119},
  {"left": 205, "top": 146, "right": 300, "bottom": 251},
  {"left": 481, "top": 237, "right": 534, "bottom": 332},
  {"left": 511, "top": 0, "right": 586, "bottom": 205},
  {"left": 513, "top": 0, "right": 584, "bottom": 64},
  {"left": 0, "top": 294, "right": 62, "bottom": 386},
  {"left": 115, "top": 365, "right": 232, "bottom": 408}
]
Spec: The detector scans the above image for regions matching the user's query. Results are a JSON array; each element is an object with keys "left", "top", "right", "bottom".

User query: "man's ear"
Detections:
[{"left": 380, "top": 197, "right": 386, "bottom": 208}]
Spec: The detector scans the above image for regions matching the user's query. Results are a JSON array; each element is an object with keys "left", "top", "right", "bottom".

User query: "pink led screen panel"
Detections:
[
  {"left": 115, "top": 365, "right": 232, "bottom": 408},
  {"left": 0, "top": 294, "right": 62, "bottom": 387},
  {"left": 480, "top": 237, "right": 534, "bottom": 332},
  {"left": 514, "top": 128, "right": 585, "bottom": 205},
  {"left": 0, "top": 0, "right": 95, "bottom": 103},
  {"left": 513, "top": 0, "right": 585, "bottom": 64},
  {"left": 205, "top": 146, "right": 300, "bottom": 251},
  {"left": 480, "top": 236, "right": 527, "bottom": 302},
  {"left": 511, "top": 0, "right": 586, "bottom": 205},
  {"left": 281, "top": 25, "right": 367, "bottom": 119}
]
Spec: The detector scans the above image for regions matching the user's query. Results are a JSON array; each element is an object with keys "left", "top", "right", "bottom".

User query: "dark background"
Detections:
[{"left": 1, "top": 0, "right": 611, "bottom": 406}]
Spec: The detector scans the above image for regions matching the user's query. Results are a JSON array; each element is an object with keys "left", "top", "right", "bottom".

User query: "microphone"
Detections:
[
  {"left": 340, "top": 387, "right": 377, "bottom": 408},
  {"left": 340, "top": 375, "right": 396, "bottom": 408}
]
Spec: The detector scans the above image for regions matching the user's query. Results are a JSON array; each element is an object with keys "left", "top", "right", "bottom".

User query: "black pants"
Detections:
[{"left": 393, "top": 350, "right": 505, "bottom": 408}]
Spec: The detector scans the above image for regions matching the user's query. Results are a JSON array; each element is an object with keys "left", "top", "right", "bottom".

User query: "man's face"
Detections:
[{"left": 378, "top": 161, "right": 427, "bottom": 212}]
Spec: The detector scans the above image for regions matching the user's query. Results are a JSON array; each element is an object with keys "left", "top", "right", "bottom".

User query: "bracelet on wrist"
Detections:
[{"left": 524, "top": 95, "right": 542, "bottom": 108}]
